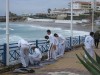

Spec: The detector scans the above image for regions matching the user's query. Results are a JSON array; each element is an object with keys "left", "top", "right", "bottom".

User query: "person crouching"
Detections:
[{"left": 29, "top": 45, "right": 42, "bottom": 66}]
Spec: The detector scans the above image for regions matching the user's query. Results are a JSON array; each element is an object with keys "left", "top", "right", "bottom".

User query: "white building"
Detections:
[
  {"left": 35, "top": 1, "right": 100, "bottom": 19},
  {"left": 96, "top": 2, "right": 100, "bottom": 11},
  {"left": 68, "top": 1, "right": 91, "bottom": 9},
  {"left": 52, "top": 1, "right": 100, "bottom": 16}
]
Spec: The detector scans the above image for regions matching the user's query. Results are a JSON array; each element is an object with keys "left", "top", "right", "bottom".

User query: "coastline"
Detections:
[
  {"left": 0, "top": 21, "right": 93, "bottom": 44},
  {"left": 9, "top": 21, "right": 99, "bottom": 32},
  {"left": 0, "top": 21, "right": 99, "bottom": 32}
]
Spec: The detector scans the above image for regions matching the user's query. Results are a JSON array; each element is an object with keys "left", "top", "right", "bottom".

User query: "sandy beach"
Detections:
[{"left": 14, "top": 21, "right": 99, "bottom": 32}]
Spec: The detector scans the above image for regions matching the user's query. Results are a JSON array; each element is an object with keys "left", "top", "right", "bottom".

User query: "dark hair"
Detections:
[
  {"left": 44, "top": 35, "right": 49, "bottom": 39},
  {"left": 31, "top": 46, "right": 36, "bottom": 50},
  {"left": 90, "top": 32, "right": 94, "bottom": 36},
  {"left": 54, "top": 33, "right": 58, "bottom": 37},
  {"left": 47, "top": 29, "right": 51, "bottom": 33}
]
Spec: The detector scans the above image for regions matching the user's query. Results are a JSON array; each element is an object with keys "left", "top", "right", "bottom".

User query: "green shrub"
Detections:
[{"left": 76, "top": 46, "right": 100, "bottom": 75}]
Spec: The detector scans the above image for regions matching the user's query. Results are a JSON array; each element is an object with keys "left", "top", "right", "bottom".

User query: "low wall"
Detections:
[
  {"left": 27, "top": 18, "right": 54, "bottom": 22},
  {"left": 27, "top": 18, "right": 88, "bottom": 24},
  {"left": 55, "top": 20, "right": 82, "bottom": 24}
]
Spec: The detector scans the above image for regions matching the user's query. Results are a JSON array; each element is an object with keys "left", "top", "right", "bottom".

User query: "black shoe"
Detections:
[
  {"left": 19, "top": 66, "right": 28, "bottom": 68},
  {"left": 28, "top": 69, "right": 35, "bottom": 73}
]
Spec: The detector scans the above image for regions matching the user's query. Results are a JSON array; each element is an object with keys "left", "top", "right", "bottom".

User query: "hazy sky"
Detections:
[{"left": 0, "top": 0, "right": 99, "bottom": 16}]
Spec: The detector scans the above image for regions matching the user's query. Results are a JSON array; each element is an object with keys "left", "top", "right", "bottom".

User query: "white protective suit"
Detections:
[
  {"left": 57, "top": 34, "right": 66, "bottom": 57},
  {"left": 51, "top": 37, "right": 58, "bottom": 60},
  {"left": 29, "top": 48, "right": 42, "bottom": 65},
  {"left": 84, "top": 35, "right": 94, "bottom": 58},
  {"left": 18, "top": 39, "right": 30, "bottom": 67},
  {"left": 47, "top": 34, "right": 58, "bottom": 60}
]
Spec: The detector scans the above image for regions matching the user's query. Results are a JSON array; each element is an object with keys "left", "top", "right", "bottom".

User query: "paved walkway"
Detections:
[{"left": 1, "top": 46, "right": 100, "bottom": 75}]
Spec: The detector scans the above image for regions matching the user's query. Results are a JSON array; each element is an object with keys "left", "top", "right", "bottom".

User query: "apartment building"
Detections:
[
  {"left": 52, "top": 1, "right": 100, "bottom": 16},
  {"left": 35, "top": 1, "right": 100, "bottom": 19}
]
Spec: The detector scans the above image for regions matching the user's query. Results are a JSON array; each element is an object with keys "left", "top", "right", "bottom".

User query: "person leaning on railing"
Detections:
[
  {"left": 18, "top": 39, "right": 30, "bottom": 68},
  {"left": 44, "top": 35, "right": 58, "bottom": 60},
  {"left": 46, "top": 29, "right": 57, "bottom": 60},
  {"left": 54, "top": 33, "right": 66, "bottom": 58}
]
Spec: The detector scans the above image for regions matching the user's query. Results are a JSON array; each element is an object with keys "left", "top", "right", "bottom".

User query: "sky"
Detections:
[{"left": 0, "top": 0, "right": 99, "bottom": 16}]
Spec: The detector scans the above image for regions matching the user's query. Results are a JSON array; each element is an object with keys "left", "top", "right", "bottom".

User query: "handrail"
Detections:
[{"left": 0, "top": 35, "right": 86, "bottom": 66}]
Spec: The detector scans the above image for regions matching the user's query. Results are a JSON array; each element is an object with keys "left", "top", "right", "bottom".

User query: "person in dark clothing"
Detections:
[{"left": 94, "top": 30, "right": 100, "bottom": 48}]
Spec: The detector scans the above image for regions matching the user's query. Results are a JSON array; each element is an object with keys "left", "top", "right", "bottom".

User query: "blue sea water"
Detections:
[{"left": 0, "top": 22, "right": 89, "bottom": 44}]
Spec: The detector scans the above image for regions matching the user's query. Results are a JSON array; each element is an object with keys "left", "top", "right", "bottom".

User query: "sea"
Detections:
[{"left": 0, "top": 22, "right": 89, "bottom": 44}]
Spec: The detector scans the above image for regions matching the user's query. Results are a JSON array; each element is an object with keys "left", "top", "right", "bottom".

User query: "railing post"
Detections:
[
  {"left": 70, "top": 37, "right": 72, "bottom": 48},
  {"left": 36, "top": 40, "right": 38, "bottom": 48},
  {"left": 79, "top": 36, "right": 80, "bottom": 45},
  {"left": 3, "top": 43, "right": 7, "bottom": 66},
  {"left": 83, "top": 35, "right": 87, "bottom": 43}
]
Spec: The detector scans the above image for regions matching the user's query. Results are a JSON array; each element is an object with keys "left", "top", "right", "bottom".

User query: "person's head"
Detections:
[
  {"left": 54, "top": 33, "right": 58, "bottom": 38},
  {"left": 44, "top": 35, "right": 49, "bottom": 40},
  {"left": 31, "top": 45, "right": 36, "bottom": 51},
  {"left": 47, "top": 29, "right": 51, "bottom": 35},
  {"left": 90, "top": 32, "right": 94, "bottom": 37}
]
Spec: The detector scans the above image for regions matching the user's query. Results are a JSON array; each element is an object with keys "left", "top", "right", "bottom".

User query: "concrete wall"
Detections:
[{"left": 27, "top": 17, "right": 89, "bottom": 24}]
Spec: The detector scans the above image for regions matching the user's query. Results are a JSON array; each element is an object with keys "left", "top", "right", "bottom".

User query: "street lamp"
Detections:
[
  {"left": 91, "top": 0, "right": 96, "bottom": 32},
  {"left": 71, "top": 0, "right": 73, "bottom": 37},
  {"left": 6, "top": 0, "right": 9, "bottom": 66}
]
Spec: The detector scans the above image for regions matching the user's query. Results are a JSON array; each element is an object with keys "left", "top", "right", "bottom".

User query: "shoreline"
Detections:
[{"left": 1, "top": 21, "right": 99, "bottom": 32}]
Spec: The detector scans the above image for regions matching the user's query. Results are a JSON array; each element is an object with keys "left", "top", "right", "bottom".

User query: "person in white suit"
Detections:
[
  {"left": 46, "top": 29, "right": 54, "bottom": 45},
  {"left": 46, "top": 30, "right": 54, "bottom": 60},
  {"left": 45, "top": 29, "right": 58, "bottom": 60},
  {"left": 18, "top": 39, "right": 30, "bottom": 68},
  {"left": 29, "top": 45, "right": 42, "bottom": 65},
  {"left": 84, "top": 32, "right": 94, "bottom": 58},
  {"left": 54, "top": 33, "right": 66, "bottom": 57}
]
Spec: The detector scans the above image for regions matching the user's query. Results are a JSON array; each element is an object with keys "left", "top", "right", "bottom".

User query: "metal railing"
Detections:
[{"left": 0, "top": 35, "right": 86, "bottom": 66}]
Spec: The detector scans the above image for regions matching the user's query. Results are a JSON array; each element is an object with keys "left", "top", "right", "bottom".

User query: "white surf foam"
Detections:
[
  {"left": 0, "top": 27, "right": 14, "bottom": 31},
  {"left": 30, "top": 25, "right": 62, "bottom": 30},
  {"left": 0, "top": 35, "right": 23, "bottom": 44}
]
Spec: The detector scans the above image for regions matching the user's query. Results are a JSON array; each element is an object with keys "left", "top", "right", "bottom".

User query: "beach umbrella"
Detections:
[
  {"left": 6, "top": 0, "right": 10, "bottom": 65},
  {"left": 71, "top": 0, "right": 73, "bottom": 37}
]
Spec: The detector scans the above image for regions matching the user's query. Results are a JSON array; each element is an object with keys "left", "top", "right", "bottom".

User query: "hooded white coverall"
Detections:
[
  {"left": 29, "top": 48, "right": 42, "bottom": 65},
  {"left": 47, "top": 34, "right": 58, "bottom": 60},
  {"left": 51, "top": 37, "right": 58, "bottom": 60},
  {"left": 84, "top": 35, "right": 94, "bottom": 58},
  {"left": 18, "top": 39, "right": 30, "bottom": 67},
  {"left": 47, "top": 33, "right": 54, "bottom": 60},
  {"left": 57, "top": 34, "right": 66, "bottom": 57}
]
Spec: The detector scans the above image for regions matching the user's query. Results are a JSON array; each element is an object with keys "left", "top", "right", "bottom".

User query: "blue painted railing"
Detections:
[{"left": 0, "top": 35, "right": 86, "bottom": 66}]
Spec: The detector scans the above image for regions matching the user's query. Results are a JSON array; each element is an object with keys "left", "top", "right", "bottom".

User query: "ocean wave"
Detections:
[
  {"left": 0, "top": 35, "right": 23, "bottom": 44},
  {"left": 30, "top": 25, "right": 62, "bottom": 30},
  {"left": 0, "top": 23, "right": 89, "bottom": 45},
  {"left": 0, "top": 35, "right": 43, "bottom": 44},
  {"left": 64, "top": 30, "right": 89, "bottom": 36},
  {"left": 0, "top": 27, "right": 14, "bottom": 31}
]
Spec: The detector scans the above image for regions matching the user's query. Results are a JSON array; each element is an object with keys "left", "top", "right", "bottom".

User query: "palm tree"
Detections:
[
  {"left": 9, "top": 11, "right": 17, "bottom": 17},
  {"left": 48, "top": 8, "right": 51, "bottom": 13}
]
